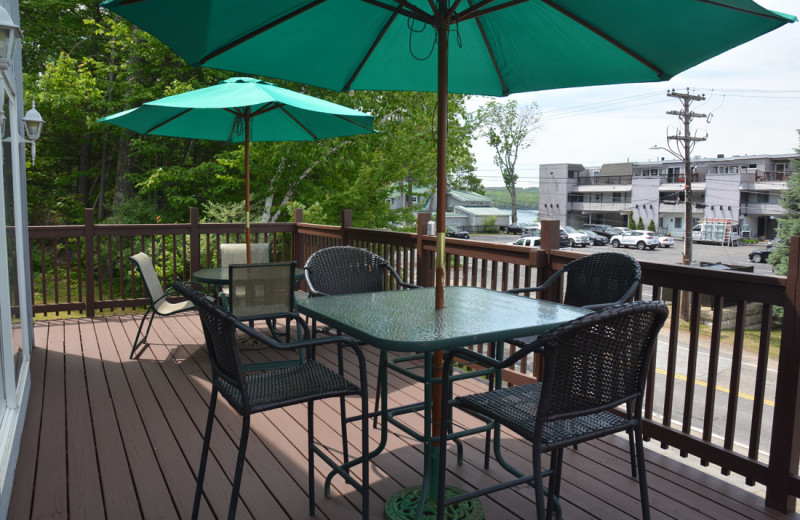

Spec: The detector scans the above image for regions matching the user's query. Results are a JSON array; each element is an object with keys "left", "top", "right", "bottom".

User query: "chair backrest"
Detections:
[
  {"left": 129, "top": 252, "right": 165, "bottom": 303},
  {"left": 173, "top": 282, "right": 248, "bottom": 400},
  {"left": 228, "top": 262, "right": 296, "bottom": 319},
  {"left": 535, "top": 301, "right": 668, "bottom": 432},
  {"left": 561, "top": 252, "right": 641, "bottom": 309},
  {"left": 220, "top": 242, "right": 270, "bottom": 267},
  {"left": 304, "top": 246, "right": 391, "bottom": 295}
]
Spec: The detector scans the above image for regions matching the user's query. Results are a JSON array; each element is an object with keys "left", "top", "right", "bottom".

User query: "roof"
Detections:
[
  {"left": 449, "top": 190, "right": 492, "bottom": 203},
  {"left": 454, "top": 205, "right": 511, "bottom": 216}
]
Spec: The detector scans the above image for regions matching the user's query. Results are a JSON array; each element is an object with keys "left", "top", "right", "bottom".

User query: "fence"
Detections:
[{"left": 14, "top": 207, "right": 800, "bottom": 512}]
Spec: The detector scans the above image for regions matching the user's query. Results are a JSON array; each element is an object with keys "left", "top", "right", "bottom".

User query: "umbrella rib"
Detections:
[
  {"left": 199, "top": 0, "right": 330, "bottom": 65},
  {"left": 697, "top": 0, "right": 792, "bottom": 21},
  {"left": 457, "top": 0, "right": 531, "bottom": 22},
  {"left": 333, "top": 114, "right": 375, "bottom": 132},
  {"left": 144, "top": 108, "right": 194, "bottom": 134},
  {"left": 467, "top": 0, "right": 510, "bottom": 96},
  {"left": 278, "top": 106, "right": 319, "bottom": 140},
  {"left": 344, "top": 10, "right": 401, "bottom": 90},
  {"left": 540, "top": 0, "right": 666, "bottom": 78},
  {"left": 360, "top": 0, "right": 433, "bottom": 24}
]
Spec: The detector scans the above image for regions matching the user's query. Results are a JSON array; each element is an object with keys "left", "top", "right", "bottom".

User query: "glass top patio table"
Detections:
[
  {"left": 296, "top": 285, "right": 590, "bottom": 352},
  {"left": 296, "top": 286, "right": 590, "bottom": 519}
]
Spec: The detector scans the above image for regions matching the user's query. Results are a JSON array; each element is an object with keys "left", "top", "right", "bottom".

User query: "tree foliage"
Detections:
[
  {"left": 771, "top": 132, "right": 800, "bottom": 275},
  {"left": 21, "top": 10, "right": 478, "bottom": 227},
  {"left": 473, "top": 100, "right": 540, "bottom": 223}
]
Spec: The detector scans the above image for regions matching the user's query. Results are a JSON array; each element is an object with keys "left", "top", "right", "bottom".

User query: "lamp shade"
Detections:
[
  {"left": 22, "top": 101, "right": 44, "bottom": 141},
  {"left": 0, "top": 6, "right": 21, "bottom": 66}
]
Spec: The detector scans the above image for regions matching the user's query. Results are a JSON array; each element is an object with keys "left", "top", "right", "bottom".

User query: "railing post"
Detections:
[
  {"left": 294, "top": 208, "right": 306, "bottom": 269},
  {"left": 341, "top": 209, "right": 352, "bottom": 245},
  {"left": 766, "top": 235, "right": 800, "bottom": 511},
  {"left": 84, "top": 208, "right": 95, "bottom": 318},
  {"left": 190, "top": 207, "right": 200, "bottom": 273},
  {"left": 539, "top": 219, "right": 560, "bottom": 300},
  {"left": 417, "top": 212, "right": 433, "bottom": 287}
]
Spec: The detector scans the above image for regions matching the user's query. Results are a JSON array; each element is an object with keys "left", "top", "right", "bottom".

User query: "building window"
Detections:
[
  {"left": 593, "top": 192, "right": 601, "bottom": 202},
  {"left": 612, "top": 192, "right": 622, "bottom": 203},
  {"left": 675, "top": 217, "right": 682, "bottom": 228},
  {"left": 411, "top": 196, "right": 418, "bottom": 203}
]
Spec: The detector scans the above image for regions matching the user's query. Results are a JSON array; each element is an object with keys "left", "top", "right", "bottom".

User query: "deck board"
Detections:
[{"left": 9, "top": 313, "right": 800, "bottom": 520}]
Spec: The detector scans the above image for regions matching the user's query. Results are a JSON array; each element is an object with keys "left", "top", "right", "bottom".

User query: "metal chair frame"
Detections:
[
  {"left": 436, "top": 301, "right": 668, "bottom": 520},
  {"left": 174, "top": 282, "right": 371, "bottom": 520},
  {"left": 128, "top": 252, "right": 209, "bottom": 359}
]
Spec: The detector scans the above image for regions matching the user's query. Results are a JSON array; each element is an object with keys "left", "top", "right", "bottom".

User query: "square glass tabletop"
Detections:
[{"left": 296, "top": 286, "right": 591, "bottom": 352}]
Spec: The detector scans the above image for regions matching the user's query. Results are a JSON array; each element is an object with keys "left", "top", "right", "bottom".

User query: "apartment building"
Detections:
[{"left": 539, "top": 153, "right": 796, "bottom": 239}]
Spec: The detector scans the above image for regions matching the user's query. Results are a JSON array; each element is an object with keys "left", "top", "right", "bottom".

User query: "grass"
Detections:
[{"left": 675, "top": 317, "right": 782, "bottom": 360}]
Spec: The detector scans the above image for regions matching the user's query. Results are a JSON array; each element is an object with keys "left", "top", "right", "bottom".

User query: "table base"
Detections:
[{"left": 384, "top": 485, "right": 484, "bottom": 520}]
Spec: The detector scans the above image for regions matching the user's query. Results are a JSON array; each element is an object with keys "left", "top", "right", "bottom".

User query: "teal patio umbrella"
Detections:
[
  {"left": 102, "top": 0, "right": 794, "bottom": 310},
  {"left": 99, "top": 77, "right": 375, "bottom": 261}
]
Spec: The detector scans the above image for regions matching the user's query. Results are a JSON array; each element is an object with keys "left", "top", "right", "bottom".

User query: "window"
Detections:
[
  {"left": 675, "top": 217, "right": 682, "bottom": 228},
  {"left": 612, "top": 192, "right": 622, "bottom": 203},
  {"left": 411, "top": 196, "right": 418, "bottom": 203},
  {"left": 593, "top": 193, "right": 601, "bottom": 202}
]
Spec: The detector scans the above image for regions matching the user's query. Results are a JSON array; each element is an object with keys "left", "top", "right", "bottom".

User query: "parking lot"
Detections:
[{"left": 474, "top": 234, "right": 778, "bottom": 275}]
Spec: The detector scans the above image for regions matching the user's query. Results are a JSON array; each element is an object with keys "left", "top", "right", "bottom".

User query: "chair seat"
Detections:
[
  {"left": 457, "top": 383, "right": 631, "bottom": 449},
  {"left": 153, "top": 295, "right": 209, "bottom": 315},
  {"left": 218, "top": 359, "right": 360, "bottom": 414}
]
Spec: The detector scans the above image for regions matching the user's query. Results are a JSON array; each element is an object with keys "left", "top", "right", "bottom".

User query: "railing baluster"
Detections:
[
  {"left": 722, "top": 300, "right": 747, "bottom": 475},
  {"left": 680, "top": 291, "right": 702, "bottom": 457},
  {"left": 701, "top": 295, "right": 724, "bottom": 465},
  {"left": 662, "top": 292, "right": 682, "bottom": 449},
  {"left": 748, "top": 303, "right": 773, "bottom": 485}
]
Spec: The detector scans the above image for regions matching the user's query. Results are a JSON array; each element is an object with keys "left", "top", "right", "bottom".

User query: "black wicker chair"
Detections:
[
  {"left": 304, "top": 245, "right": 420, "bottom": 422},
  {"left": 505, "top": 252, "right": 642, "bottom": 348},
  {"left": 128, "top": 252, "right": 211, "bottom": 359},
  {"left": 173, "top": 282, "right": 370, "bottom": 520},
  {"left": 436, "top": 301, "right": 668, "bottom": 520}
]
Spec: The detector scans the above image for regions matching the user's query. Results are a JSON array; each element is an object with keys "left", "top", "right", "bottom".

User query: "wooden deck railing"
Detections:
[{"left": 14, "top": 207, "right": 800, "bottom": 512}]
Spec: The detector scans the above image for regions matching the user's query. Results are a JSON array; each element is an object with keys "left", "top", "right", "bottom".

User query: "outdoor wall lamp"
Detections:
[
  {"left": 21, "top": 101, "right": 43, "bottom": 164},
  {"left": 0, "top": 6, "right": 20, "bottom": 71}
]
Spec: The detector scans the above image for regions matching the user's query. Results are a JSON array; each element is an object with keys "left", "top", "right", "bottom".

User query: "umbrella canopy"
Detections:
[
  {"left": 102, "top": 0, "right": 794, "bottom": 309},
  {"left": 99, "top": 77, "right": 375, "bottom": 261}
]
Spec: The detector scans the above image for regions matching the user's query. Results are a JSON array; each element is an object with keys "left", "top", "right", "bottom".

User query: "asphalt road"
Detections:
[{"left": 473, "top": 233, "right": 777, "bottom": 461}]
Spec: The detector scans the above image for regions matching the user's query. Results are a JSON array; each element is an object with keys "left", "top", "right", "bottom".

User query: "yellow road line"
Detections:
[{"left": 655, "top": 368, "right": 775, "bottom": 408}]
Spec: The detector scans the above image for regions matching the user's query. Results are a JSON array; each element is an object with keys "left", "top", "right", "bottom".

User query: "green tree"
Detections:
[
  {"left": 474, "top": 100, "right": 540, "bottom": 224},
  {"left": 771, "top": 134, "right": 800, "bottom": 275},
  {"left": 648, "top": 220, "right": 656, "bottom": 232},
  {"left": 637, "top": 216, "right": 645, "bottom": 230}
]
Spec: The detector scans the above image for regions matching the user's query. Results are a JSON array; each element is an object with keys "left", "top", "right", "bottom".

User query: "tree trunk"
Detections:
[
  {"left": 112, "top": 131, "right": 135, "bottom": 208},
  {"left": 97, "top": 130, "right": 110, "bottom": 219}
]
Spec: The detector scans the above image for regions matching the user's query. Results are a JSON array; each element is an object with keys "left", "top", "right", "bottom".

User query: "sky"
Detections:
[{"left": 467, "top": 0, "right": 800, "bottom": 189}]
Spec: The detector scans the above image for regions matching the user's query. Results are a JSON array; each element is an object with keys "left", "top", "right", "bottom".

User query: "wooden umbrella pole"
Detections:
[
  {"left": 434, "top": 12, "right": 448, "bottom": 312},
  {"left": 244, "top": 109, "right": 252, "bottom": 263}
]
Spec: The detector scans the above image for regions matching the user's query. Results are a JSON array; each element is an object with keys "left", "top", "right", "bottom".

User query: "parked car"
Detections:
[
  {"left": 561, "top": 226, "right": 590, "bottom": 248},
  {"left": 610, "top": 226, "right": 632, "bottom": 236},
  {"left": 656, "top": 234, "right": 674, "bottom": 248},
  {"left": 749, "top": 245, "right": 786, "bottom": 263},
  {"left": 510, "top": 236, "right": 540, "bottom": 248},
  {"left": 500, "top": 222, "right": 537, "bottom": 234},
  {"left": 516, "top": 228, "right": 570, "bottom": 248},
  {"left": 445, "top": 226, "right": 470, "bottom": 239},
  {"left": 581, "top": 223, "right": 615, "bottom": 238},
  {"left": 582, "top": 230, "right": 609, "bottom": 246},
  {"left": 610, "top": 230, "right": 659, "bottom": 250}
]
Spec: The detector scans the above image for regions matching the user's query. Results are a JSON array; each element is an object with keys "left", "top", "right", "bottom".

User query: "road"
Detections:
[{"left": 473, "top": 234, "right": 777, "bottom": 460}]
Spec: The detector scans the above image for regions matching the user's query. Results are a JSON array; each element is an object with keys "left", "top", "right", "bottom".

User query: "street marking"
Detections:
[{"left": 655, "top": 367, "right": 775, "bottom": 407}]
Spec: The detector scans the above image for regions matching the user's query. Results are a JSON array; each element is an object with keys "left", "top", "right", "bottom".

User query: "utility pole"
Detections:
[{"left": 666, "top": 89, "right": 706, "bottom": 266}]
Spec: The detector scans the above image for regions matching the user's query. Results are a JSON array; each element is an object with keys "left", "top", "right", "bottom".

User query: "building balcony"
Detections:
[{"left": 742, "top": 202, "right": 786, "bottom": 216}]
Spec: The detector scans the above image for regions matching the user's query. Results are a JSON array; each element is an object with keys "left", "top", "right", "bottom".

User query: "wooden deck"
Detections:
[{"left": 8, "top": 312, "right": 800, "bottom": 520}]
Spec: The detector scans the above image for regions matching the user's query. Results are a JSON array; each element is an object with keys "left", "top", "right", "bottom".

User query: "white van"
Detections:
[{"left": 692, "top": 220, "right": 742, "bottom": 245}]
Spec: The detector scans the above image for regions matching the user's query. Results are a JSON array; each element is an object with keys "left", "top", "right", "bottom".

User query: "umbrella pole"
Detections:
[
  {"left": 245, "top": 109, "right": 252, "bottom": 263},
  {"left": 434, "top": 23, "right": 448, "bottom": 311}
]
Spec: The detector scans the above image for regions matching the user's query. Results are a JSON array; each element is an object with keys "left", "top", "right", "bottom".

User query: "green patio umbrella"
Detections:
[
  {"left": 102, "top": 0, "right": 794, "bottom": 310},
  {"left": 99, "top": 77, "right": 375, "bottom": 261}
]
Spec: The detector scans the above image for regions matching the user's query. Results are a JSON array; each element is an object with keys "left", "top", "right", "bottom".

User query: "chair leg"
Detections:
[
  {"left": 192, "top": 388, "right": 218, "bottom": 520},
  {"left": 308, "top": 400, "right": 316, "bottom": 517},
  {"left": 131, "top": 306, "right": 155, "bottom": 359},
  {"left": 360, "top": 377, "right": 370, "bottom": 520},
  {"left": 634, "top": 424, "right": 651, "bottom": 520},
  {"left": 533, "top": 447, "right": 546, "bottom": 520},
  {"left": 228, "top": 415, "right": 251, "bottom": 520},
  {"left": 372, "top": 353, "right": 384, "bottom": 429},
  {"left": 545, "top": 449, "right": 563, "bottom": 519},
  {"left": 627, "top": 403, "right": 638, "bottom": 478}
]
